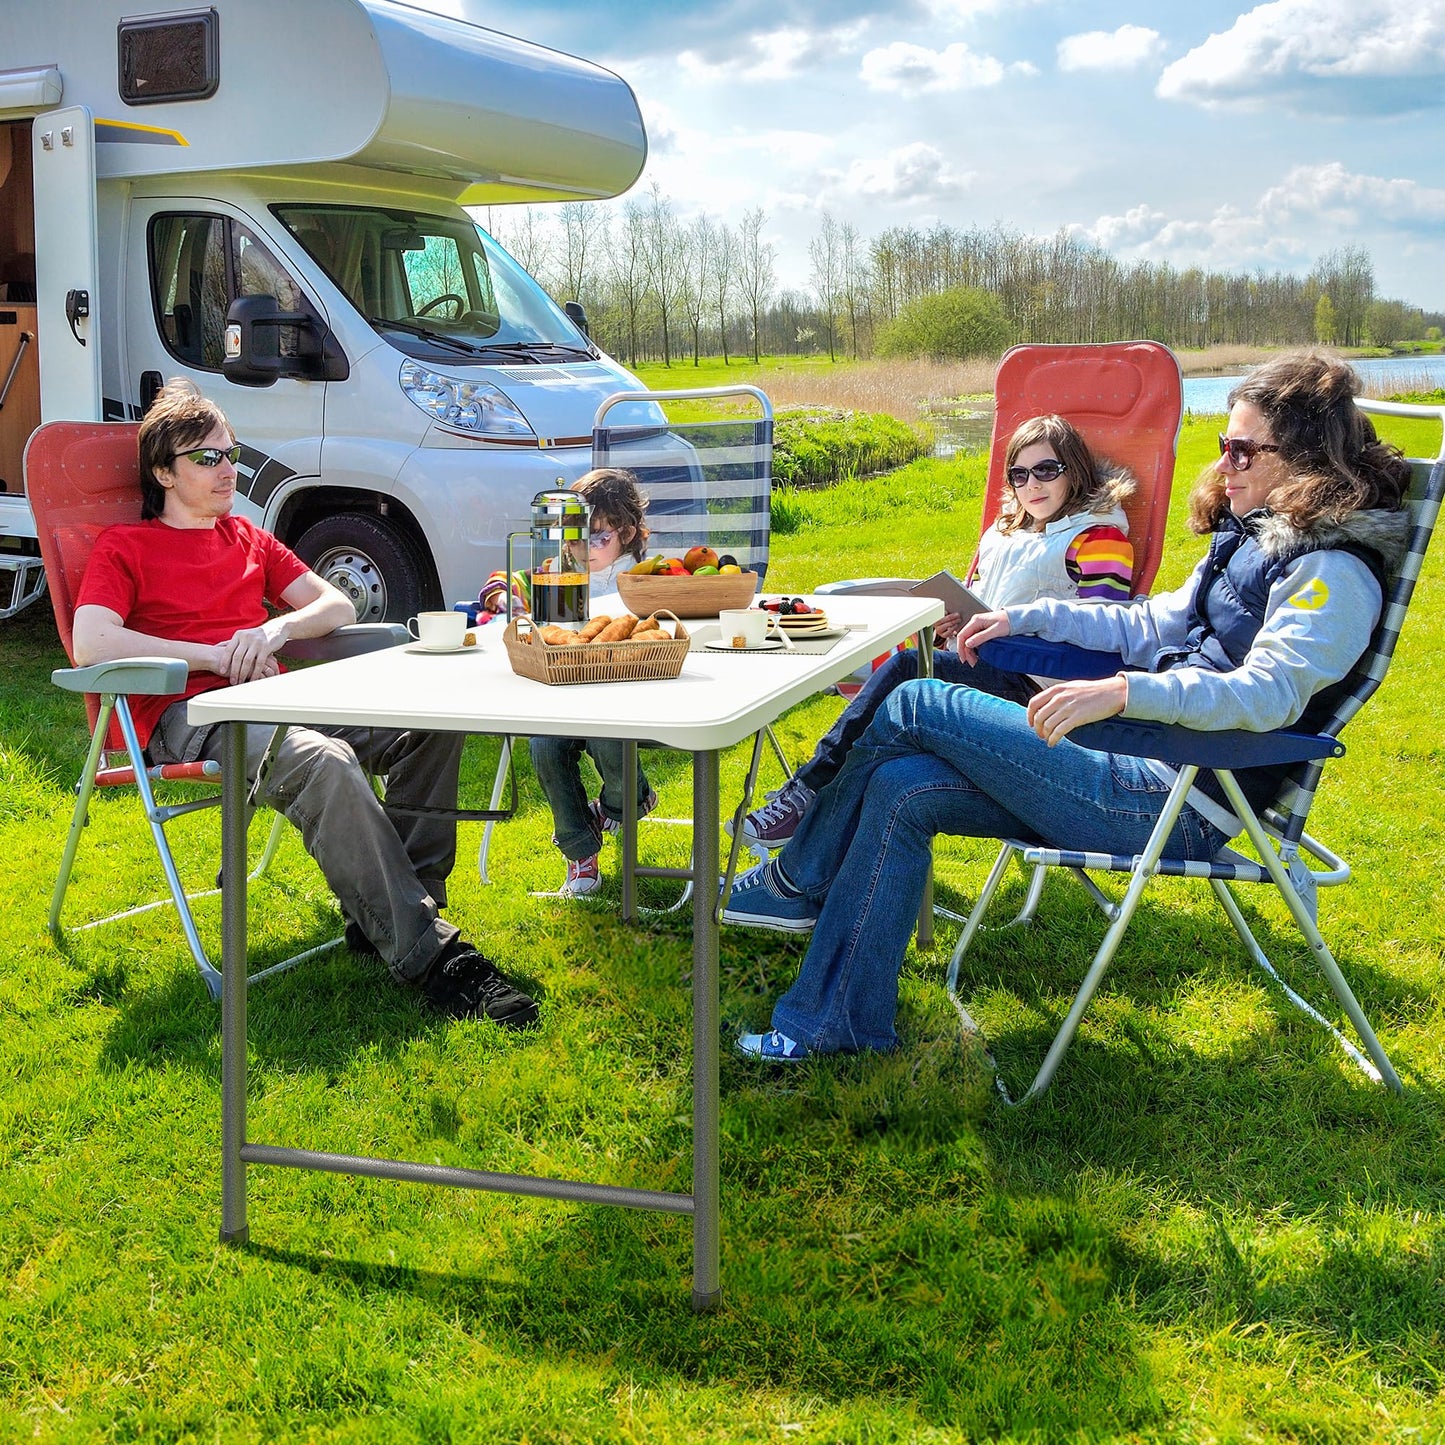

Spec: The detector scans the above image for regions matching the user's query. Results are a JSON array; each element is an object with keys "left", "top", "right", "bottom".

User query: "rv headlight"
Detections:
[{"left": 399, "top": 361, "right": 535, "bottom": 439}]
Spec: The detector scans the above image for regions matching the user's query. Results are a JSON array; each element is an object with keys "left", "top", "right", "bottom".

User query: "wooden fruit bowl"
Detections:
[{"left": 614, "top": 569, "right": 759, "bottom": 618}]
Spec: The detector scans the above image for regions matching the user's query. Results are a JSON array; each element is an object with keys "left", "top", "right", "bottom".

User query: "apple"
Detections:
[
  {"left": 692, "top": 564, "right": 720, "bottom": 575},
  {"left": 683, "top": 545, "right": 719, "bottom": 574}
]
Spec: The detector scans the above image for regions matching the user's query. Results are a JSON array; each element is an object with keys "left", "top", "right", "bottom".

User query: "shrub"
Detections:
[
  {"left": 772, "top": 407, "right": 931, "bottom": 491},
  {"left": 875, "top": 285, "right": 1011, "bottom": 362}
]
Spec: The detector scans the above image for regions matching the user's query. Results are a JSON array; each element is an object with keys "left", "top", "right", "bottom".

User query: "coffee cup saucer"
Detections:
[
  {"left": 405, "top": 640, "right": 471, "bottom": 654},
  {"left": 704, "top": 637, "right": 785, "bottom": 653}
]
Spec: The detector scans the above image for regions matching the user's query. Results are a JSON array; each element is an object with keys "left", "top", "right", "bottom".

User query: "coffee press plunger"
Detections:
[{"left": 506, "top": 486, "right": 592, "bottom": 629}]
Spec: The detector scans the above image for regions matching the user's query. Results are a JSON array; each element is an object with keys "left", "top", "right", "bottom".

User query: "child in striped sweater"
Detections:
[{"left": 735, "top": 413, "right": 1135, "bottom": 848}]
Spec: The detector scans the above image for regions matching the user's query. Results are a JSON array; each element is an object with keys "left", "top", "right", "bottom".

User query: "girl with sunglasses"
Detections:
[
  {"left": 734, "top": 413, "right": 1135, "bottom": 849},
  {"left": 518, "top": 468, "right": 663, "bottom": 897},
  {"left": 726, "top": 349, "right": 1412, "bottom": 1062}
]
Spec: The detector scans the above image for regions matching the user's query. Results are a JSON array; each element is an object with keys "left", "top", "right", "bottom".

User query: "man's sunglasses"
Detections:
[
  {"left": 1006, "top": 459, "right": 1067, "bottom": 487},
  {"left": 174, "top": 445, "right": 242, "bottom": 468},
  {"left": 1218, "top": 435, "right": 1280, "bottom": 471}
]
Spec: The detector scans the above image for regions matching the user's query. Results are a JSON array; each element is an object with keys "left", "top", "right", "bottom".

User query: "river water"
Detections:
[{"left": 929, "top": 353, "right": 1445, "bottom": 456}]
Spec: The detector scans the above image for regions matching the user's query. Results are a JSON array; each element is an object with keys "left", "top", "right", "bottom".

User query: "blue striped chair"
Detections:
[{"left": 949, "top": 403, "right": 1444, "bottom": 1102}]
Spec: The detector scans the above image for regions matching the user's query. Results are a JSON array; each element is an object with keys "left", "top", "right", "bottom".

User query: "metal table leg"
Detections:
[
  {"left": 691, "top": 747, "right": 721, "bottom": 1311},
  {"left": 220, "top": 720, "right": 249, "bottom": 1243}
]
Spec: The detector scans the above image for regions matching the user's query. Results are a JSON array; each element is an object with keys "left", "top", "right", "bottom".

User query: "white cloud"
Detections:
[
  {"left": 1158, "top": 0, "right": 1445, "bottom": 114},
  {"left": 1259, "top": 161, "right": 1445, "bottom": 230},
  {"left": 1068, "top": 160, "right": 1445, "bottom": 275},
  {"left": 826, "top": 142, "right": 972, "bottom": 202},
  {"left": 1057, "top": 25, "right": 1165, "bottom": 73},
  {"left": 860, "top": 40, "right": 1034, "bottom": 94},
  {"left": 677, "top": 23, "right": 866, "bottom": 83}
]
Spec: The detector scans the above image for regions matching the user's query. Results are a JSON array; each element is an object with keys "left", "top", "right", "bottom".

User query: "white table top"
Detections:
[{"left": 188, "top": 593, "right": 943, "bottom": 752}]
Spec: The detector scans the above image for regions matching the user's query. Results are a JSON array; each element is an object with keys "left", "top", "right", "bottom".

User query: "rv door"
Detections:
[{"left": 32, "top": 107, "right": 101, "bottom": 421}]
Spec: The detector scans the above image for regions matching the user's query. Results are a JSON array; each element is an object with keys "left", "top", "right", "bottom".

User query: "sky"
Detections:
[{"left": 444, "top": 0, "right": 1445, "bottom": 312}]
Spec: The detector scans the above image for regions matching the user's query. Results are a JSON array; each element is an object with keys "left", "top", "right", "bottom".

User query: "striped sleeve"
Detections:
[{"left": 1065, "top": 525, "right": 1134, "bottom": 601}]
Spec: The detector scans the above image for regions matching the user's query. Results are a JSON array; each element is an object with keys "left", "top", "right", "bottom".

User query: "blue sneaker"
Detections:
[
  {"left": 720, "top": 862, "right": 818, "bottom": 933},
  {"left": 736, "top": 1029, "right": 811, "bottom": 1062}
]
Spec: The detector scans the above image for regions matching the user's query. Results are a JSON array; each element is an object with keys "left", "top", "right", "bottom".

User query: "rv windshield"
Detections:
[{"left": 273, "top": 204, "right": 596, "bottom": 364}]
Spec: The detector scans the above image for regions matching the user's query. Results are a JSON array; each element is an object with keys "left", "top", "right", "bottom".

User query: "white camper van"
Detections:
[{"left": 0, "top": 0, "right": 651, "bottom": 622}]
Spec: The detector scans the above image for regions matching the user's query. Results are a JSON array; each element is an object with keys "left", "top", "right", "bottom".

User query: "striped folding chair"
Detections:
[
  {"left": 949, "top": 401, "right": 1445, "bottom": 1102},
  {"left": 476, "top": 386, "right": 780, "bottom": 911}
]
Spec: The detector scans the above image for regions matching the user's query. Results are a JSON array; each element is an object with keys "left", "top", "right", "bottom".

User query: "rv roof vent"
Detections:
[{"left": 118, "top": 8, "right": 220, "bottom": 106}]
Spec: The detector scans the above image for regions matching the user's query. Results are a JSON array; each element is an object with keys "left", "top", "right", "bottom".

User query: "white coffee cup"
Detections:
[
  {"left": 407, "top": 610, "right": 467, "bottom": 650},
  {"left": 717, "top": 608, "right": 775, "bottom": 649}
]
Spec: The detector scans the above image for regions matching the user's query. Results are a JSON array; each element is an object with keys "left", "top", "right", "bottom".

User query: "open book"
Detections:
[{"left": 830, "top": 570, "right": 989, "bottom": 620}]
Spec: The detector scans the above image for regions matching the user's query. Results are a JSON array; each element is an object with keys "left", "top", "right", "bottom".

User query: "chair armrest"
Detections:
[
  {"left": 280, "top": 623, "right": 408, "bottom": 662},
  {"left": 1067, "top": 716, "right": 1344, "bottom": 768},
  {"left": 815, "top": 577, "right": 920, "bottom": 597},
  {"left": 51, "top": 657, "right": 189, "bottom": 695},
  {"left": 977, "top": 636, "right": 1126, "bottom": 680}
]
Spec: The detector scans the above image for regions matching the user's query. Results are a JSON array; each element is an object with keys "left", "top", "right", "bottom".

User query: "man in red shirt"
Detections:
[{"left": 73, "top": 379, "right": 536, "bottom": 1028}]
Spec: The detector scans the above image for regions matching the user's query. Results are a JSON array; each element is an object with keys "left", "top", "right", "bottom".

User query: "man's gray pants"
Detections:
[{"left": 151, "top": 705, "right": 464, "bottom": 983}]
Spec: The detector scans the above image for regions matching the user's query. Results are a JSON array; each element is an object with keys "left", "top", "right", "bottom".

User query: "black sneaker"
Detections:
[
  {"left": 343, "top": 920, "right": 381, "bottom": 960},
  {"left": 420, "top": 947, "right": 539, "bottom": 1029}
]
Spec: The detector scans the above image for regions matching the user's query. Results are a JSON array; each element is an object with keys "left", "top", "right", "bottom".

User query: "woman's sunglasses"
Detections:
[
  {"left": 1006, "top": 459, "right": 1067, "bottom": 488},
  {"left": 1218, "top": 435, "right": 1280, "bottom": 471},
  {"left": 173, "top": 445, "right": 242, "bottom": 468}
]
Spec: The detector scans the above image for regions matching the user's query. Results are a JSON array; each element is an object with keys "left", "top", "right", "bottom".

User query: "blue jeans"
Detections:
[
  {"left": 771, "top": 679, "right": 1226, "bottom": 1055},
  {"left": 795, "top": 646, "right": 1034, "bottom": 794},
  {"left": 530, "top": 735, "right": 655, "bottom": 860}
]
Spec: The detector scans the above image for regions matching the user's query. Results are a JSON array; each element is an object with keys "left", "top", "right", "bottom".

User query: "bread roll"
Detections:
[
  {"left": 631, "top": 628, "right": 669, "bottom": 642},
  {"left": 539, "top": 624, "right": 575, "bottom": 646},
  {"left": 577, "top": 615, "right": 612, "bottom": 643},
  {"left": 591, "top": 614, "right": 639, "bottom": 644}
]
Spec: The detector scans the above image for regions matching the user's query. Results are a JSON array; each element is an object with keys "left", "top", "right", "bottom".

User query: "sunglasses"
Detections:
[
  {"left": 1218, "top": 435, "right": 1280, "bottom": 471},
  {"left": 174, "top": 445, "right": 242, "bottom": 468},
  {"left": 588, "top": 528, "right": 617, "bottom": 550},
  {"left": 1006, "top": 459, "right": 1067, "bottom": 488}
]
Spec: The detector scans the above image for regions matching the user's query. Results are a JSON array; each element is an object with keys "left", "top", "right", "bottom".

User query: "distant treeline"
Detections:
[{"left": 483, "top": 188, "right": 1443, "bottom": 368}]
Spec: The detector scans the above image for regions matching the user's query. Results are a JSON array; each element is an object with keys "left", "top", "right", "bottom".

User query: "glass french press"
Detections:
[{"left": 507, "top": 486, "right": 592, "bottom": 628}]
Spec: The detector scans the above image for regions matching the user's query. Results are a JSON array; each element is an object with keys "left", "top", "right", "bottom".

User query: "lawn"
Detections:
[{"left": 1, "top": 413, "right": 1443, "bottom": 1443}]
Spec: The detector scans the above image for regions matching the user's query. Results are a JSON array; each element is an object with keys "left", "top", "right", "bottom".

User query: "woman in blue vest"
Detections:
[{"left": 725, "top": 350, "right": 1414, "bottom": 1061}]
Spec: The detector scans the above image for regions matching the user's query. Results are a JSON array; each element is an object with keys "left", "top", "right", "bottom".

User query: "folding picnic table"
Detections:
[{"left": 188, "top": 591, "right": 942, "bottom": 1309}]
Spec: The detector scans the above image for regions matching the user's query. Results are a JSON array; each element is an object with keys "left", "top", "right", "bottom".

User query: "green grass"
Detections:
[{"left": 2, "top": 413, "right": 1445, "bottom": 1442}]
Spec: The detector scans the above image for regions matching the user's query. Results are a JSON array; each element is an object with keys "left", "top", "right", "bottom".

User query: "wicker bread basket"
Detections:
[{"left": 504, "top": 612, "right": 690, "bottom": 685}]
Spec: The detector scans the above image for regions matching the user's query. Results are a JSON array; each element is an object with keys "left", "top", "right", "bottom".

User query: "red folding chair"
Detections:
[{"left": 28, "top": 421, "right": 403, "bottom": 998}]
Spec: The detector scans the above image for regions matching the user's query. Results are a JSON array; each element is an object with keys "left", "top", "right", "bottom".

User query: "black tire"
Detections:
[{"left": 294, "top": 512, "right": 432, "bottom": 624}]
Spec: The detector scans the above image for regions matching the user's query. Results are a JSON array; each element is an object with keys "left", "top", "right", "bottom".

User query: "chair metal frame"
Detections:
[
  {"left": 28, "top": 420, "right": 405, "bottom": 1000},
  {"left": 949, "top": 400, "right": 1445, "bottom": 1102}
]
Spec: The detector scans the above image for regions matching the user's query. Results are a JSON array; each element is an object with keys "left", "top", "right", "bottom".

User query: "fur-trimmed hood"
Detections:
[
  {"left": 1246, "top": 506, "right": 1412, "bottom": 573},
  {"left": 1082, "top": 459, "right": 1136, "bottom": 517}
]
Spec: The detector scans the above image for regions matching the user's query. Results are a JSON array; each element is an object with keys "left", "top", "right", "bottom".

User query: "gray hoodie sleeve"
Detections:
[
  {"left": 1006, "top": 560, "right": 1207, "bottom": 665},
  {"left": 1007, "top": 551, "right": 1382, "bottom": 733}
]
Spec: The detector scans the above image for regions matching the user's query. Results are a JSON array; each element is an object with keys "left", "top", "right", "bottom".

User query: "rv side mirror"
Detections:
[
  {"left": 564, "top": 300, "right": 590, "bottom": 338},
  {"left": 222, "top": 294, "right": 349, "bottom": 387}
]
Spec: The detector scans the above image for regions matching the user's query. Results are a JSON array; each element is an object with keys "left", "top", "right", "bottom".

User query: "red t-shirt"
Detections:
[{"left": 76, "top": 515, "right": 309, "bottom": 748}]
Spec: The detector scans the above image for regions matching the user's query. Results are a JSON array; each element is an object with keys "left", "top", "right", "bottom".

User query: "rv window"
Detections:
[
  {"left": 149, "top": 213, "right": 309, "bottom": 370},
  {"left": 275, "top": 203, "right": 593, "bottom": 365},
  {"left": 119, "top": 9, "right": 220, "bottom": 105}
]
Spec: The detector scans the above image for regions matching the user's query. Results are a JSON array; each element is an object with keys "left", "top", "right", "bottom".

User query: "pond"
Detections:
[
  {"left": 1182, "top": 354, "right": 1445, "bottom": 414},
  {"left": 928, "top": 355, "right": 1445, "bottom": 455}
]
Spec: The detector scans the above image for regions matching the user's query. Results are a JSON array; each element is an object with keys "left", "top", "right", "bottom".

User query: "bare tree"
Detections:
[
  {"left": 642, "top": 181, "right": 687, "bottom": 367},
  {"left": 557, "top": 202, "right": 607, "bottom": 310},
  {"left": 808, "top": 210, "right": 843, "bottom": 362},
  {"left": 839, "top": 220, "right": 869, "bottom": 359},
  {"left": 737, "top": 206, "right": 776, "bottom": 364},
  {"left": 708, "top": 220, "right": 737, "bottom": 365},
  {"left": 681, "top": 214, "right": 715, "bottom": 366},
  {"left": 608, "top": 199, "right": 652, "bottom": 369},
  {"left": 492, "top": 205, "right": 553, "bottom": 281}
]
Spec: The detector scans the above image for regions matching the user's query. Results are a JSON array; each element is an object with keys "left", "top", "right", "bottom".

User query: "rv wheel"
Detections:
[{"left": 295, "top": 513, "right": 431, "bottom": 625}]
